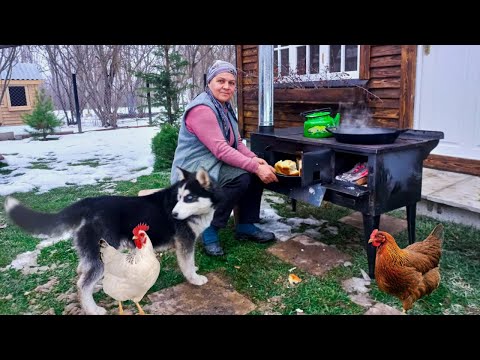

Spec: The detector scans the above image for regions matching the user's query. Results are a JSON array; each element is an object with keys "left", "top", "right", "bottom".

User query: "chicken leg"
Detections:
[
  {"left": 135, "top": 302, "right": 146, "bottom": 315},
  {"left": 118, "top": 301, "right": 124, "bottom": 315}
]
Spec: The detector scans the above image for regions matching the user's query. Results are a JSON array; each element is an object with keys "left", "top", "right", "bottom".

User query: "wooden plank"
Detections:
[
  {"left": 243, "top": 103, "right": 258, "bottom": 111},
  {"left": 244, "top": 120, "right": 304, "bottom": 132},
  {"left": 359, "top": 45, "right": 371, "bottom": 80},
  {"left": 369, "top": 88, "right": 401, "bottom": 99},
  {"left": 368, "top": 78, "right": 401, "bottom": 89},
  {"left": 242, "top": 45, "right": 257, "bottom": 50},
  {"left": 242, "top": 62, "right": 257, "bottom": 71},
  {"left": 274, "top": 87, "right": 366, "bottom": 104},
  {"left": 424, "top": 154, "right": 480, "bottom": 177},
  {"left": 371, "top": 108, "right": 400, "bottom": 119},
  {"left": 242, "top": 77, "right": 258, "bottom": 86},
  {"left": 244, "top": 110, "right": 259, "bottom": 118},
  {"left": 369, "top": 118, "right": 400, "bottom": 128},
  {"left": 399, "top": 45, "right": 417, "bottom": 128},
  {"left": 244, "top": 98, "right": 258, "bottom": 105},
  {"left": 370, "top": 55, "right": 401, "bottom": 68},
  {"left": 370, "top": 67, "right": 401, "bottom": 78},
  {"left": 236, "top": 45, "right": 245, "bottom": 136},
  {"left": 244, "top": 90, "right": 258, "bottom": 101},
  {"left": 242, "top": 48, "right": 257, "bottom": 57},
  {"left": 273, "top": 111, "right": 303, "bottom": 121},
  {"left": 371, "top": 45, "right": 402, "bottom": 57},
  {"left": 243, "top": 55, "right": 257, "bottom": 64},
  {"left": 367, "top": 98, "right": 400, "bottom": 108}
]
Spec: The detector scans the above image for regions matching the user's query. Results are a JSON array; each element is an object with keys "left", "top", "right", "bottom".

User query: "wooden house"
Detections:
[
  {"left": 0, "top": 63, "right": 43, "bottom": 126},
  {"left": 235, "top": 45, "right": 480, "bottom": 176}
]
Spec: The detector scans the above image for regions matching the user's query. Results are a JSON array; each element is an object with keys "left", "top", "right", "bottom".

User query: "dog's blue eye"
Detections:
[{"left": 184, "top": 195, "right": 196, "bottom": 202}]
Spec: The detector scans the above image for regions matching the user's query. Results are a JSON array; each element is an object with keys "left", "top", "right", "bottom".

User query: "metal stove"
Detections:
[{"left": 251, "top": 126, "right": 444, "bottom": 277}]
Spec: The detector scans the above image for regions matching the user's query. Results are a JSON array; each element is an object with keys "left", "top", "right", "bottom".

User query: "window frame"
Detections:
[
  {"left": 7, "top": 85, "right": 31, "bottom": 111},
  {"left": 274, "top": 45, "right": 360, "bottom": 83}
]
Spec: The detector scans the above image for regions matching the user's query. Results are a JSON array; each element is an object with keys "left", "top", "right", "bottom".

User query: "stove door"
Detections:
[{"left": 302, "top": 148, "right": 333, "bottom": 187}]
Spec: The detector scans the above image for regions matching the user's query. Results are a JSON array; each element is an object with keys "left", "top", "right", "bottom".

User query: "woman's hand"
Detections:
[
  {"left": 255, "top": 163, "right": 278, "bottom": 184},
  {"left": 252, "top": 156, "right": 268, "bottom": 165}
]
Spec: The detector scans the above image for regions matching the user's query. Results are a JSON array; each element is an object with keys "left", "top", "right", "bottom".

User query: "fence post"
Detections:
[
  {"left": 72, "top": 73, "right": 82, "bottom": 133},
  {"left": 146, "top": 82, "right": 152, "bottom": 126}
]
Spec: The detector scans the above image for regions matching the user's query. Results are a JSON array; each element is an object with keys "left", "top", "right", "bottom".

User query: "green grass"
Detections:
[
  {"left": 67, "top": 159, "right": 101, "bottom": 167},
  {"left": 1, "top": 172, "right": 479, "bottom": 315},
  {"left": 27, "top": 161, "right": 53, "bottom": 170}
]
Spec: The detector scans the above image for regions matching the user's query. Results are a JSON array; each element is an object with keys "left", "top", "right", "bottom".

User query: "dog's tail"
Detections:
[{"left": 4, "top": 196, "right": 83, "bottom": 240}]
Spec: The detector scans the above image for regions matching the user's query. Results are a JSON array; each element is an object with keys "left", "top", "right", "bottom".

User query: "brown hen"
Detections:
[{"left": 368, "top": 224, "right": 443, "bottom": 313}]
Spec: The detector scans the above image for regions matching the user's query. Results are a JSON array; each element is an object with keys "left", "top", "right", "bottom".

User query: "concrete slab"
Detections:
[
  {"left": 422, "top": 168, "right": 470, "bottom": 196},
  {"left": 0, "top": 132, "right": 14, "bottom": 141},
  {"left": 339, "top": 212, "right": 408, "bottom": 235},
  {"left": 364, "top": 302, "right": 404, "bottom": 315},
  {"left": 267, "top": 235, "right": 351, "bottom": 276},
  {"left": 417, "top": 199, "right": 480, "bottom": 229},
  {"left": 426, "top": 176, "right": 480, "bottom": 214},
  {"left": 143, "top": 273, "right": 256, "bottom": 315}
]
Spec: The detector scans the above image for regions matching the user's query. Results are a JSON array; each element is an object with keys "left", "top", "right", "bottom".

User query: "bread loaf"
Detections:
[{"left": 274, "top": 160, "right": 300, "bottom": 176}]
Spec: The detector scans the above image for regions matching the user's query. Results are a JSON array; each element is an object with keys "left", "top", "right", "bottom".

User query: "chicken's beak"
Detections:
[
  {"left": 368, "top": 238, "right": 374, "bottom": 244},
  {"left": 132, "top": 236, "right": 137, "bottom": 240}
]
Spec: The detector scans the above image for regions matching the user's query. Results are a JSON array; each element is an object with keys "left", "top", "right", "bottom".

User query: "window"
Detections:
[
  {"left": 274, "top": 45, "right": 360, "bottom": 82},
  {"left": 8, "top": 86, "right": 28, "bottom": 107}
]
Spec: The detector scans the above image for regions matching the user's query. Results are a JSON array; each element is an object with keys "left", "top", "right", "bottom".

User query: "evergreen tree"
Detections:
[
  {"left": 22, "top": 88, "right": 62, "bottom": 140},
  {"left": 136, "top": 45, "right": 191, "bottom": 125}
]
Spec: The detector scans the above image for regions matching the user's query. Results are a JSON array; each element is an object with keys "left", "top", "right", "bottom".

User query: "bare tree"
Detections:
[
  {"left": 121, "top": 45, "right": 157, "bottom": 117},
  {"left": 178, "top": 45, "right": 215, "bottom": 101},
  {"left": 73, "top": 45, "right": 128, "bottom": 128},
  {"left": 0, "top": 46, "right": 18, "bottom": 118},
  {"left": 36, "top": 45, "right": 85, "bottom": 125}
]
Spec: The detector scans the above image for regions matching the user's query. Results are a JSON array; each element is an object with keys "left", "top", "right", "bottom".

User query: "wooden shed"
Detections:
[
  {"left": 0, "top": 63, "right": 44, "bottom": 126},
  {"left": 236, "top": 45, "right": 480, "bottom": 176}
]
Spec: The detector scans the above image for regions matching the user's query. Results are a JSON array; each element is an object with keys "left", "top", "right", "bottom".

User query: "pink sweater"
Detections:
[{"left": 185, "top": 105, "right": 259, "bottom": 173}]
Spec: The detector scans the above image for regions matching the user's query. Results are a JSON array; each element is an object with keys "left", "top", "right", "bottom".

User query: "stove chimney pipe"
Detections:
[{"left": 258, "top": 45, "right": 274, "bottom": 133}]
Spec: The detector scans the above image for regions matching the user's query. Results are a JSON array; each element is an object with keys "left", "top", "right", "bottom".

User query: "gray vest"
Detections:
[{"left": 170, "top": 92, "right": 245, "bottom": 185}]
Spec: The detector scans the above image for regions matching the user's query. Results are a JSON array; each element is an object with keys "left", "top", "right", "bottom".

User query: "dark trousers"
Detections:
[{"left": 211, "top": 173, "right": 264, "bottom": 229}]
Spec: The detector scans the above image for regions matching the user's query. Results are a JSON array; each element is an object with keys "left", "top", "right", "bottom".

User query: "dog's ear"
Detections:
[
  {"left": 176, "top": 167, "right": 190, "bottom": 181},
  {"left": 196, "top": 167, "right": 211, "bottom": 189}
]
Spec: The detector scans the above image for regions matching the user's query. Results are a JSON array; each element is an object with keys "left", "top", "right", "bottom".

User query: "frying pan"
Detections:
[{"left": 325, "top": 126, "right": 407, "bottom": 145}]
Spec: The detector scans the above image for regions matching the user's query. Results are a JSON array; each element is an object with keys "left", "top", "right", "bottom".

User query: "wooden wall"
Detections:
[
  {"left": 236, "top": 45, "right": 417, "bottom": 140},
  {"left": 0, "top": 80, "right": 41, "bottom": 126},
  {"left": 365, "top": 45, "right": 417, "bottom": 129},
  {"left": 236, "top": 45, "right": 480, "bottom": 176}
]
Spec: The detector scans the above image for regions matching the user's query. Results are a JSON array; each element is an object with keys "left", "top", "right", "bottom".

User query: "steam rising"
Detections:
[{"left": 338, "top": 102, "right": 373, "bottom": 127}]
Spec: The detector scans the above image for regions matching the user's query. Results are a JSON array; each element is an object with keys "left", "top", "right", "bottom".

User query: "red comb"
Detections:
[
  {"left": 370, "top": 229, "right": 379, "bottom": 238},
  {"left": 133, "top": 223, "right": 149, "bottom": 236}
]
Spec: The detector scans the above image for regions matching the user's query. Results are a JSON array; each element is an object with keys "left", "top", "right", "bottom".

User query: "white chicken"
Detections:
[{"left": 99, "top": 223, "right": 160, "bottom": 315}]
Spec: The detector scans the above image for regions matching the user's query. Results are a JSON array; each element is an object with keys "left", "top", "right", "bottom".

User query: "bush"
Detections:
[
  {"left": 151, "top": 123, "right": 179, "bottom": 171},
  {"left": 22, "top": 89, "right": 62, "bottom": 140}
]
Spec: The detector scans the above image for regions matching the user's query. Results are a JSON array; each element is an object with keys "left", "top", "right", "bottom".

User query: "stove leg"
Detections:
[
  {"left": 291, "top": 198, "right": 297, "bottom": 212},
  {"left": 406, "top": 203, "right": 417, "bottom": 244},
  {"left": 362, "top": 214, "right": 380, "bottom": 279}
]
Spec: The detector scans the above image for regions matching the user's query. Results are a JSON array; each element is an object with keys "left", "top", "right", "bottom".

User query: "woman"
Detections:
[{"left": 170, "top": 60, "right": 278, "bottom": 256}]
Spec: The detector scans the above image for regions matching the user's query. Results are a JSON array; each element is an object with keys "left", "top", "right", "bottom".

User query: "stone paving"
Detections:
[
  {"left": 143, "top": 273, "right": 256, "bottom": 315},
  {"left": 339, "top": 212, "right": 408, "bottom": 235}
]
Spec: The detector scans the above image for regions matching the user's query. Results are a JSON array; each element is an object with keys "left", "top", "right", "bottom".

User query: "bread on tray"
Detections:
[{"left": 274, "top": 160, "right": 300, "bottom": 176}]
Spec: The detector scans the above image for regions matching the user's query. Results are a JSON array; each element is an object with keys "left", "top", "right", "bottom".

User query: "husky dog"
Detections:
[{"left": 4, "top": 168, "right": 221, "bottom": 315}]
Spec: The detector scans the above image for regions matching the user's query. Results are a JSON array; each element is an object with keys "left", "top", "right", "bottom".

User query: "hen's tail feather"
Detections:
[
  {"left": 429, "top": 224, "right": 444, "bottom": 242},
  {"left": 4, "top": 196, "right": 82, "bottom": 239},
  {"left": 423, "top": 267, "right": 441, "bottom": 294},
  {"left": 402, "top": 267, "right": 441, "bottom": 312}
]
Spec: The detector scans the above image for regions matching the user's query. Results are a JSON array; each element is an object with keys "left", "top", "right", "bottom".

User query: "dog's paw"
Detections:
[
  {"left": 86, "top": 305, "right": 108, "bottom": 315},
  {"left": 189, "top": 274, "right": 208, "bottom": 286}
]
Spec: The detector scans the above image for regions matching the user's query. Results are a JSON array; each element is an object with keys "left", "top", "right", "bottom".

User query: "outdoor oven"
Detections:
[
  {"left": 250, "top": 126, "right": 444, "bottom": 277},
  {"left": 252, "top": 45, "right": 444, "bottom": 277}
]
